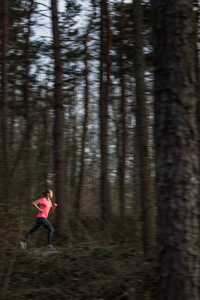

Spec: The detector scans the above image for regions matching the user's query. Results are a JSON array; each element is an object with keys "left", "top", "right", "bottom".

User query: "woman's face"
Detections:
[{"left": 49, "top": 190, "right": 53, "bottom": 198}]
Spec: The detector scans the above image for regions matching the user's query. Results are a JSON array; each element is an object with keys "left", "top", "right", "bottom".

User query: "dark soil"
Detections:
[
  {"left": 0, "top": 218, "right": 157, "bottom": 300},
  {"left": 0, "top": 245, "right": 156, "bottom": 300}
]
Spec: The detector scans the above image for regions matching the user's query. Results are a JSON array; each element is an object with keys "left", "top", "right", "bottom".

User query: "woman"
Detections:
[{"left": 20, "top": 189, "right": 57, "bottom": 250}]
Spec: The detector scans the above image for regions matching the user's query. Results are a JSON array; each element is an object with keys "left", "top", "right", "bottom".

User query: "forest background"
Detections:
[{"left": 1, "top": 0, "right": 199, "bottom": 299}]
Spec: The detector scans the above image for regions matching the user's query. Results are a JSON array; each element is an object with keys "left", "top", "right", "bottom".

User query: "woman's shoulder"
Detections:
[{"left": 37, "top": 197, "right": 46, "bottom": 203}]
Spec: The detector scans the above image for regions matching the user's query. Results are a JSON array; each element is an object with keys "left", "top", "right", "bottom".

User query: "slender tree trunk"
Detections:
[
  {"left": 69, "top": 94, "right": 77, "bottom": 207},
  {"left": 10, "top": 1, "right": 21, "bottom": 153},
  {"left": 118, "top": 0, "right": 126, "bottom": 219},
  {"left": 75, "top": 0, "right": 96, "bottom": 217},
  {"left": 133, "top": 129, "right": 142, "bottom": 235},
  {"left": 194, "top": 0, "right": 200, "bottom": 212},
  {"left": 133, "top": 0, "right": 155, "bottom": 256},
  {"left": 51, "top": 0, "right": 67, "bottom": 234},
  {"left": 100, "top": 0, "right": 112, "bottom": 219},
  {"left": 152, "top": 0, "right": 200, "bottom": 299},
  {"left": 41, "top": 91, "right": 50, "bottom": 188},
  {"left": 23, "top": 0, "right": 34, "bottom": 196},
  {"left": 1, "top": 0, "right": 9, "bottom": 173},
  {"left": 23, "top": 0, "right": 34, "bottom": 158},
  {"left": 0, "top": 0, "right": 10, "bottom": 213}
]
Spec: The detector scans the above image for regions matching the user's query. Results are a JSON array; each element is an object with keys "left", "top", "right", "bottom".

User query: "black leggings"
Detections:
[{"left": 25, "top": 217, "right": 54, "bottom": 245}]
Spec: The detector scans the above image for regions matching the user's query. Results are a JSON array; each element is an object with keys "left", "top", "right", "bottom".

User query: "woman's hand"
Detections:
[{"left": 50, "top": 203, "right": 57, "bottom": 211}]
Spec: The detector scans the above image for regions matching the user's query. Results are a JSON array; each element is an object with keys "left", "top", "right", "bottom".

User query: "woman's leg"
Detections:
[
  {"left": 24, "top": 220, "right": 41, "bottom": 241},
  {"left": 40, "top": 218, "right": 54, "bottom": 245}
]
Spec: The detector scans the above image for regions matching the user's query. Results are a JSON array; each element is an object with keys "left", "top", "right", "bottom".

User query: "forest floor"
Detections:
[{"left": 0, "top": 217, "right": 157, "bottom": 300}]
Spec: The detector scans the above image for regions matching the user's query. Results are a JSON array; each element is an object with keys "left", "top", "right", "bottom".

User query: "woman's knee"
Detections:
[{"left": 49, "top": 226, "right": 54, "bottom": 233}]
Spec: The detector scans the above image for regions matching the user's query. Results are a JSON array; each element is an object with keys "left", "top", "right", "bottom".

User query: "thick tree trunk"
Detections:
[
  {"left": 100, "top": 0, "right": 112, "bottom": 219},
  {"left": 152, "top": 0, "right": 200, "bottom": 299},
  {"left": 51, "top": 0, "right": 67, "bottom": 234},
  {"left": 134, "top": 0, "right": 155, "bottom": 256}
]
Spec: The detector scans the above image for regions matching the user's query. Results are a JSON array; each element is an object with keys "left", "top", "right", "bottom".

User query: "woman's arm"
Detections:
[
  {"left": 32, "top": 200, "right": 43, "bottom": 212},
  {"left": 50, "top": 203, "right": 57, "bottom": 211}
]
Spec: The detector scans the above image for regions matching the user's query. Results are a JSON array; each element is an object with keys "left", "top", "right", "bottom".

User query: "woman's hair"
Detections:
[{"left": 42, "top": 189, "right": 51, "bottom": 196}]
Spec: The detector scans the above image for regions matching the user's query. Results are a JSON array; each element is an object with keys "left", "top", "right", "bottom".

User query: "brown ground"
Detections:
[{"left": 0, "top": 218, "right": 157, "bottom": 300}]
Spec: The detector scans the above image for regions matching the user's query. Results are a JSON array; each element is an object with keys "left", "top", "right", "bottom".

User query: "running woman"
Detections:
[{"left": 20, "top": 189, "right": 57, "bottom": 250}]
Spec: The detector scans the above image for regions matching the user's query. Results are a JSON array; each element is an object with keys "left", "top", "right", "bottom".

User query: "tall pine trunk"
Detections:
[
  {"left": 152, "top": 0, "right": 200, "bottom": 299},
  {"left": 23, "top": 0, "right": 33, "bottom": 156},
  {"left": 23, "top": 0, "right": 34, "bottom": 195},
  {"left": 10, "top": 1, "right": 21, "bottom": 153},
  {"left": 0, "top": 0, "right": 9, "bottom": 213},
  {"left": 1, "top": 0, "right": 9, "bottom": 173},
  {"left": 100, "top": 0, "right": 112, "bottom": 219},
  {"left": 118, "top": 0, "right": 126, "bottom": 219},
  {"left": 133, "top": 0, "right": 155, "bottom": 256},
  {"left": 75, "top": 1, "right": 96, "bottom": 217},
  {"left": 51, "top": 0, "right": 67, "bottom": 234}
]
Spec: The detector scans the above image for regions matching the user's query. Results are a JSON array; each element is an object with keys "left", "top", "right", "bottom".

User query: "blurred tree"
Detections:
[
  {"left": 100, "top": 0, "right": 112, "bottom": 219},
  {"left": 153, "top": 0, "right": 200, "bottom": 298},
  {"left": 51, "top": 0, "right": 67, "bottom": 234},
  {"left": 117, "top": 0, "right": 127, "bottom": 219},
  {"left": 1, "top": 0, "right": 9, "bottom": 174},
  {"left": 75, "top": 0, "right": 97, "bottom": 217},
  {"left": 133, "top": 0, "right": 155, "bottom": 256},
  {"left": 23, "top": 0, "right": 34, "bottom": 161},
  {"left": 22, "top": 0, "right": 36, "bottom": 196},
  {"left": 0, "top": 0, "right": 10, "bottom": 215},
  {"left": 9, "top": 0, "right": 22, "bottom": 154},
  {"left": 59, "top": 0, "right": 83, "bottom": 212}
]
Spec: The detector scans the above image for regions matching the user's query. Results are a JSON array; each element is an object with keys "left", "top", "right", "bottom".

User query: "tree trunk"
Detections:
[
  {"left": 152, "top": 0, "right": 200, "bottom": 299},
  {"left": 75, "top": 0, "right": 96, "bottom": 217},
  {"left": 133, "top": 0, "right": 155, "bottom": 256},
  {"left": 100, "top": 0, "right": 112, "bottom": 219},
  {"left": 118, "top": 0, "right": 126, "bottom": 219},
  {"left": 23, "top": 0, "right": 34, "bottom": 196},
  {"left": 0, "top": 0, "right": 10, "bottom": 213},
  {"left": 23, "top": 0, "right": 34, "bottom": 160},
  {"left": 51, "top": 0, "right": 67, "bottom": 234},
  {"left": 1, "top": 0, "right": 9, "bottom": 173},
  {"left": 10, "top": 1, "right": 22, "bottom": 154}
]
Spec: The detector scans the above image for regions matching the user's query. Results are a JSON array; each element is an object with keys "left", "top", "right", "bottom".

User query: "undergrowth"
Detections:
[{"left": 0, "top": 216, "right": 157, "bottom": 300}]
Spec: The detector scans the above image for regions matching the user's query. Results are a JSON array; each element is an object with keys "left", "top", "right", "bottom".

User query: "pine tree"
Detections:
[{"left": 153, "top": 0, "right": 200, "bottom": 298}]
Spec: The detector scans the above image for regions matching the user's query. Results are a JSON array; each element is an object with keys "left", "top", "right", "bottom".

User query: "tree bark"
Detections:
[
  {"left": 152, "top": 0, "right": 200, "bottom": 299},
  {"left": 133, "top": 0, "right": 155, "bottom": 256},
  {"left": 75, "top": 0, "right": 96, "bottom": 217},
  {"left": 23, "top": 0, "right": 34, "bottom": 159},
  {"left": 51, "top": 0, "right": 67, "bottom": 234},
  {"left": 118, "top": 0, "right": 126, "bottom": 219},
  {"left": 0, "top": 0, "right": 10, "bottom": 213},
  {"left": 10, "top": 1, "right": 22, "bottom": 154},
  {"left": 1, "top": 0, "right": 9, "bottom": 172},
  {"left": 100, "top": 0, "right": 112, "bottom": 219},
  {"left": 22, "top": 0, "right": 35, "bottom": 196}
]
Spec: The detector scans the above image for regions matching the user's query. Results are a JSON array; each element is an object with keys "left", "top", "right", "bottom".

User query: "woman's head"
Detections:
[{"left": 42, "top": 189, "right": 53, "bottom": 198}]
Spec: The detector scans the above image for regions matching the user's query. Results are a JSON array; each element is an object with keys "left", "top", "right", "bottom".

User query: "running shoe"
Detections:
[
  {"left": 46, "top": 244, "right": 56, "bottom": 250},
  {"left": 20, "top": 241, "right": 27, "bottom": 249}
]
